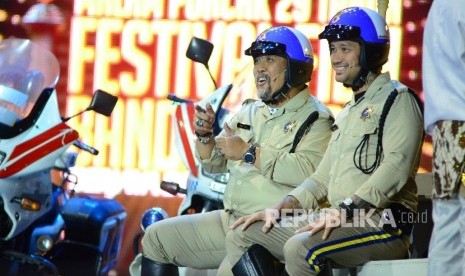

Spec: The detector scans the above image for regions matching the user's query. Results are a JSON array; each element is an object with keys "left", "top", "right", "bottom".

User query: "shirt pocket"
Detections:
[
  {"left": 351, "top": 118, "right": 379, "bottom": 161},
  {"left": 266, "top": 132, "right": 295, "bottom": 151},
  {"left": 351, "top": 117, "right": 378, "bottom": 139}
]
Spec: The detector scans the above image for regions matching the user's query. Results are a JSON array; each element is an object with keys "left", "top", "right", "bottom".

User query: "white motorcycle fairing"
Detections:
[{"left": 0, "top": 89, "right": 77, "bottom": 240}]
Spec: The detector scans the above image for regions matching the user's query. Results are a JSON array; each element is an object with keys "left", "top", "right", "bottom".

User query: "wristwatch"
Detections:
[
  {"left": 242, "top": 144, "right": 256, "bottom": 164},
  {"left": 343, "top": 197, "right": 354, "bottom": 206},
  {"left": 339, "top": 197, "right": 357, "bottom": 221}
]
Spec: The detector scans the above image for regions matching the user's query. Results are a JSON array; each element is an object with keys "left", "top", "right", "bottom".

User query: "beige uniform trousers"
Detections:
[
  {"left": 141, "top": 210, "right": 242, "bottom": 275},
  {"left": 225, "top": 212, "right": 409, "bottom": 276}
]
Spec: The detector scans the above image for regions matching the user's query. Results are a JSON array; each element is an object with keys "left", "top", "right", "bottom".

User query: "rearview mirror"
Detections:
[
  {"left": 186, "top": 37, "right": 214, "bottom": 68},
  {"left": 88, "top": 89, "right": 118, "bottom": 117}
]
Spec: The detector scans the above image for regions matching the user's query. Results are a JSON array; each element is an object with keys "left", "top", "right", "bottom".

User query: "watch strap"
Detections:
[{"left": 195, "top": 131, "right": 212, "bottom": 144}]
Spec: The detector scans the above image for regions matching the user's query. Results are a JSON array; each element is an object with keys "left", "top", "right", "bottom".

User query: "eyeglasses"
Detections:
[
  {"left": 318, "top": 24, "right": 361, "bottom": 41},
  {"left": 245, "top": 41, "right": 287, "bottom": 57}
]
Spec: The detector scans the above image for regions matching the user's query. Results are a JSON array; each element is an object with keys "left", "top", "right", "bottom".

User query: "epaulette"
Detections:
[{"left": 242, "top": 98, "right": 258, "bottom": 106}]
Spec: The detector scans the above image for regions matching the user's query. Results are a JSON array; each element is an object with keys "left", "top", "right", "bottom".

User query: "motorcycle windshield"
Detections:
[{"left": 0, "top": 38, "right": 59, "bottom": 127}]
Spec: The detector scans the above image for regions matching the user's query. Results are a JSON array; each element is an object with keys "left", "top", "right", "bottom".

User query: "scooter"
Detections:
[{"left": 0, "top": 37, "right": 125, "bottom": 276}]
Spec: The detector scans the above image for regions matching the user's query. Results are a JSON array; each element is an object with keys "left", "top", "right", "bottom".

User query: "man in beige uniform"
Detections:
[
  {"left": 140, "top": 26, "right": 333, "bottom": 275},
  {"left": 229, "top": 7, "right": 424, "bottom": 276}
]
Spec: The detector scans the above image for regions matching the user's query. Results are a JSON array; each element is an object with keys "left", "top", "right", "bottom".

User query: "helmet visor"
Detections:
[
  {"left": 318, "top": 24, "right": 361, "bottom": 41},
  {"left": 245, "top": 41, "right": 287, "bottom": 57}
]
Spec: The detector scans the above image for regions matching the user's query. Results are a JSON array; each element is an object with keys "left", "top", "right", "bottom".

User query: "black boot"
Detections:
[
  {"left": 317, "top": 258, "right": 334, "bottom": 276},
  {"left": 141, "top": 256, "right": 179, "bottom": 276},
  {"left": 232, "top": 244, "right": 282, "bottom": 276}
]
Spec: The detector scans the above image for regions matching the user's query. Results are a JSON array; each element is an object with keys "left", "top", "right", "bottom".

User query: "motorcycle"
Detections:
[
  {"left": 131, "top": 36, "right": 249, "bottom": 276},
  {"left": 0, "top": 37, "right": 126, "bottom": 276},
  {"left": 160, "top": 36, "right": 252, "bottom": 215}
]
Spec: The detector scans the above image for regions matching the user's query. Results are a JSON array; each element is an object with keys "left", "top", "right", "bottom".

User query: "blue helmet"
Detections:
[
  {"left": 245, "top": 26, "right": 314, "bottom": 88},
  {"left": 318, "top": 7, "right": 390, "bottom": 72},
  {"left": 140, "top": 207, "right": 168, "bottom": 232}
]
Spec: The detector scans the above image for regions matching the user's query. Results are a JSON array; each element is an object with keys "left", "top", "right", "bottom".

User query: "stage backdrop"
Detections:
[
  {"left": 66, "top": 0, "right": 431, "bottom": 198},
  {"left": 64, "top": 1, "right": 432, "bottom": 273},
  {"left": 0, "top": 0, "right": 433, "bottom": 275}
]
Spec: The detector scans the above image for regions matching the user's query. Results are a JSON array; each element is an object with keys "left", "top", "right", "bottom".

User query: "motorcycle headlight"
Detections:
[
  {"left": 212, "top": 173, "right": 229, "bottom": 184},
  {"left": 36, "top": 235, "right": 53, "bottom": 252},
  {"left": 202, "top": 169, "right": 229, "bottom": 184}
]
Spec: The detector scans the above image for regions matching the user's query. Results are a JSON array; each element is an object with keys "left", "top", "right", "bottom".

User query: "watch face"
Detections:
[
  {"left": 243, "top": 153, "right": 255, "bottom": 164},
  {"left": 343, "top": 198, "right": 353, "bottom": 206}
]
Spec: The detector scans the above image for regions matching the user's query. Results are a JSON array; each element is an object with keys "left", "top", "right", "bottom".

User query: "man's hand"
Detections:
[
  {"left": 230, "top": 196, "right": 305, "bottom": 234},
  {"left": 295, "top": 208, "right": 342, "bottom": 240},
  {"left": 194, "top": 103, "right": 215, "bottom": 136},
  {"left": 229, "top": 208, "right": 280, "bottom": 233},
  {"left": 215, "top": 123, "right": 249, "bottom": 160}
]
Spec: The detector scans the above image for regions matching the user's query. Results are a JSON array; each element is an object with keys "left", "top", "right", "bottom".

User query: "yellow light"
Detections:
[
  {"left": 0, "top": 10, "right": 7, "bottom": 22},
  {"left": 21, "top": 197, "right": 41, "bottom": 211}
]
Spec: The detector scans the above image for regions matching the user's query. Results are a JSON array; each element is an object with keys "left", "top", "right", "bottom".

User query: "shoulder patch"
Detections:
[
  {"left": 242, "top": 98, "right": 258, "bottom": 106},
  {"left": 391, "top": 80, "right": 409, "bottom": 94}
]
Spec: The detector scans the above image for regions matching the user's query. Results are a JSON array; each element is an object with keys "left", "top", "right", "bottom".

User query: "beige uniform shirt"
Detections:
[
  {"left": 290, "top": 73, "right": 424, "bottom": 212},
  {"left": 199, "top": 89, "right": 333, "bottom": 215}
]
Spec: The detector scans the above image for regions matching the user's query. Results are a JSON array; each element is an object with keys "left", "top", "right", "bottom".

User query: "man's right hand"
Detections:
[
  {"left": 229, "top": 196, "right": 303, "bottom": 233},
  {"left": 229, "top": 207, "right": 281, "bottom": 234},
  {"left": 194, "top": 103, "right": 215, "bottom": 137}
]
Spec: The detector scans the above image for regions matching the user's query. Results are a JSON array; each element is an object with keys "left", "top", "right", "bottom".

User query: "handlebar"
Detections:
[
  {"left": 73, "top": 140, "right": 99, "bottom": 155},
  {"left": 160, "top": 181, "right": 187, "bottom": 195},
  {"left": 167, "top": 94, "right": 193, "bottom": 104}
]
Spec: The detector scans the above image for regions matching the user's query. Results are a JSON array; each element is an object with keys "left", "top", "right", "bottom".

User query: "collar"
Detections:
[
  {"left": 348, "top": 72, "right": 391, "bottom": 106},
  {"left": 260, "top": 88, "right": 311, "bottom": 118}
]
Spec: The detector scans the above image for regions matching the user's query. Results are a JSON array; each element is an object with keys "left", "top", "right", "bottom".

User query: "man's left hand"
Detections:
[
  {"left": 295, "top": 208, "right": 342, "bottom": 240},
  {"left": 215, "top": 123, "right": 249, "bottom": 160}
]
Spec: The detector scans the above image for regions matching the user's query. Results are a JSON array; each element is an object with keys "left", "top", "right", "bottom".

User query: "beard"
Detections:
[
  {"left": 258, "top": 86, "right": 273, "bottom": 102},
  {"left": 256, "top": 74, "right": 273, "bottom": 102}
]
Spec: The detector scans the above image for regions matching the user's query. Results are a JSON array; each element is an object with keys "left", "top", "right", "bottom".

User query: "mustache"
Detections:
[{"left": 256, "top": 73, "right": 270, "bottom": 83}]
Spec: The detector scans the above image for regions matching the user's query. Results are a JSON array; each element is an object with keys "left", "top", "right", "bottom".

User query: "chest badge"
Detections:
[
  {"left": 361, "top": 106, "right": 373, "bottom": 121},
  {"left": 284, "top": 121, "right": 297, "bottom": 133}
]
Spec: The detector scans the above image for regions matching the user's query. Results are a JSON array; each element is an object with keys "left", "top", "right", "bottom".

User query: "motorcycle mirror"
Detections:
[
  {"left": 186, "top": 37, "right": 213, "bottom": 67},
  {"left": 87, "top": 89, "right": 118, "bottom": 116},
  {"left": 62, "top": 89, "right": 118, "bottom": 122},
  {"left": 186, "top": 37, "right": 218, "bottom": 89}
]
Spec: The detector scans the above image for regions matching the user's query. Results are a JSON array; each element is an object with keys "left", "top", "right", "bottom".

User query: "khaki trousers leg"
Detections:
[
  {"left": 225, "top": 213, "right": 408, "bottom": 276},
  {"left": 141, "top": 210, "right": 232, "bottom": 269},
  {"left": 225, "top": 215, "right": 309, "bottom": 267},
  {"left": 284, "top": 223, "right": 408, "bottom": 276}
]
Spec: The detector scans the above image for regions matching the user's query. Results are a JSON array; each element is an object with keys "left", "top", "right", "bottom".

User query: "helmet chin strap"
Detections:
[
  {"left": 343, "top": 68, "right": 369, "bottom": 92},
  {"left": 262, "top": 82, "right": 291, "bottom": 106}
]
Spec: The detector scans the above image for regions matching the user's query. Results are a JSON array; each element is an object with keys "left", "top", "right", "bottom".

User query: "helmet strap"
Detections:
[
  {"left": 345, "top": 39, "right": 369, "bottom": 91},
  {"left": 345, "top": 68, "right": 369, "bottom": 91},
  {"left": 263, "top": 82, "right": 291, "bottom": 106}
]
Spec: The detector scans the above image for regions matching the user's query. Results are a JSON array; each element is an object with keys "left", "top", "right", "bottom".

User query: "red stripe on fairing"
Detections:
[
  {"left": 8, "top": 123, "right": 72, "bottom": 160},
  {"left": 186, "top": 104, "right": 195, "bottom": 132},
  {"left": 0, "top": 126, "right": 78, "bottom": 178},
  {"left": 175, "top": 105, "right": 198, "bottom": 177}
]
